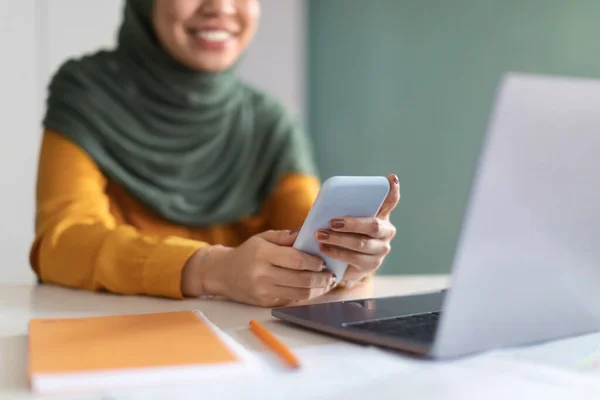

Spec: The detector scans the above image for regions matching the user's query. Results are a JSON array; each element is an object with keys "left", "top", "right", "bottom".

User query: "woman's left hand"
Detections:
[{"left": 314, "top": 174, "right": 400, "bottom": 287}]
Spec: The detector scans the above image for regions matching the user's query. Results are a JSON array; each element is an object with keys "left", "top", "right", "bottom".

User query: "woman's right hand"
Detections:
[{"left": 202, "top": 230, "right": 336, "bottom": 307}]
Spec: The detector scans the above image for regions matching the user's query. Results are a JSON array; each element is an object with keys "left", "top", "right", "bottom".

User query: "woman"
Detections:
[{"left": 30, "top": 0, "right": 400, "bottom": 307}]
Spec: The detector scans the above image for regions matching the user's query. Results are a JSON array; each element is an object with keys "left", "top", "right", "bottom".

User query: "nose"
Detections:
[{"left": 200, "top": 0, "right": 237, "bottom": 15}]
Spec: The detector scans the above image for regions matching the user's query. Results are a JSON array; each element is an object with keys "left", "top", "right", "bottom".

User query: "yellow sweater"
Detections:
[{"left": 30, "top": 130, "right": 320, "bottom": 299}]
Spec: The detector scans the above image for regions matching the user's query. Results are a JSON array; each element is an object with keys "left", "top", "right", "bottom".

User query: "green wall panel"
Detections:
[{"left": 308, "top": 0, "right": 600, "bottom": 275}]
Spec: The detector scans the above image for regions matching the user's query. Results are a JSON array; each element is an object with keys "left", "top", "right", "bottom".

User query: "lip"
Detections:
[
  {"left": 193, "top": 24, "right": 238, "bottom": 32},
  {"left": 186, "top": 26, "right": 237, "bottom": 50},
  {"left": 194, "top": 37, "right": 231, "bottom": 50}
]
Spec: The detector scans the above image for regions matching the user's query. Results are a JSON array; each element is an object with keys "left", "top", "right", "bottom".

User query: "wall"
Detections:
[
  {"left": 0, "top": 0, "right": 307, "bottom": 284},
  {"left": 237, "top": 0, "right": 306, "bottom": 121},
  {"left": 0, "top": 1, "right": 38, "bottom": 285},
  {"left": 309, "top": 0, "right": 600, "bottom": 275}
]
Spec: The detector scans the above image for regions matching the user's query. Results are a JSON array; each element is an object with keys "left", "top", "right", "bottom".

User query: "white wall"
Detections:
[
  {"left": 0, "top": 0, "right": 307, "bottom": 284},
  {"left": 238, "top": 0, "right": 307, "bottom": 121},
  {"left": 0, "top": 1, "right": 38, "bottom": 285}
]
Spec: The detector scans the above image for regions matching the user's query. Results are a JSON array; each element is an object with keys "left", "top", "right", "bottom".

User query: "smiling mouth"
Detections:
[{"left": 187, "top": 28, "right": 236, "bottom": 45}]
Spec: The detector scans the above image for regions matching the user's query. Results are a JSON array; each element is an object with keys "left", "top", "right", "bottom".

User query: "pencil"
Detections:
[{"left": 249, "top": 320, "right": 300, "bottom": 369}]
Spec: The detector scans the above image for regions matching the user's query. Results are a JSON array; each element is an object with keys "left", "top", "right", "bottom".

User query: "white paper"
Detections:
[
  {"left": 104, "top": 343, "right": 418, "bottom": 400},
  {"left": 326, "top": 363, "right": 599, "bottom": 400},
  {"left": 489, "top": 331, "right": 600, "bottom": 374},
  {"left": 100, "top": 330, "right": 600, "bottom": 399}
]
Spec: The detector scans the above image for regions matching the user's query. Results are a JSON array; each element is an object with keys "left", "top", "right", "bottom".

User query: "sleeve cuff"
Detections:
[{"left": 144, "top": 237, "right": 206, "bottom": 299}]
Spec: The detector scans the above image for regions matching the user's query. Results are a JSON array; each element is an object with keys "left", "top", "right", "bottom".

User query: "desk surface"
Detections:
[
  {"left": 2, "top": 275, "right": 596, "bottom": 400},
  {"left": 0, "top": 275, "right": 448, "bottom": 399}
]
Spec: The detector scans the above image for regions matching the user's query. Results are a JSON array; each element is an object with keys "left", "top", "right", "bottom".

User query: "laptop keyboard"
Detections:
[{"left": 345, "top": 311, "right": 441, "bottom": 344}]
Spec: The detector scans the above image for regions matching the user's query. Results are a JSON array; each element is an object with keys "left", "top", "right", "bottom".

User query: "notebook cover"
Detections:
[{"left": 28, "top": 311, "right": 238, "bottom": 375}]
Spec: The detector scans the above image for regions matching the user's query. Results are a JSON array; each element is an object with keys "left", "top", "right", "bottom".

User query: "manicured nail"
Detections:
[
  {"left": 316, "top": 231, "right": 330, "bottom": 241},
  {"left": 393, "top": 174, "right": 399, "bottom": 185},
  {"left": 330, "top": 219, "right": 345, "bottom": 229},
  {"left": 289, "top": 227, "right": 300, "bottom": 235}
]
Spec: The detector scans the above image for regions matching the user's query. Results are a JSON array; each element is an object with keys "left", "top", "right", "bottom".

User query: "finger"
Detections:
[
  {"left": 377, "top": 174, "right": 401, "bottom": 219},
  {"left": 320, "top": 244, "right": 383, "bottom": 273},
  {"left": 329, "top": 217, "right": 396, "bottom": 239},
  {"left": 266, "top": 245, "right": 324, "bottom": 272},
  {"left": 315, "top": 230, "right": 390, "bottom": 255},
  {"left": 340, "top": 266, "right": 375, "bottom": 287},
  {"left": 259, "top": 229, "right": 299, "bottom": 247},
  {"left": 270, "top": 268, "right": 334, "bottom": 289},
  {"left": 342, "top": 265, "right": 365, "bottom": 282},
  {"left": 269, "top": 284, "right": 331, "bottom": 302}
]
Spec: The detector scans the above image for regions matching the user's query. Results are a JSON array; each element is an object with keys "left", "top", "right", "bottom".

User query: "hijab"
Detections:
[{"left": 42, "top": 0, "right": 316, "bottom": 226}]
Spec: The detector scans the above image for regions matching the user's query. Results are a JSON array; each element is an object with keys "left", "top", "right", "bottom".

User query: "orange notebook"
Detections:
[{"left": 28, "top": 311, "right": 258, "bottom": 394}]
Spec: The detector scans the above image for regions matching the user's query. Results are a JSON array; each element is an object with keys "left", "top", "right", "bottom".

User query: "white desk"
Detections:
[{"left": 1, "top": 275, "right": 597, "bottom": 399}]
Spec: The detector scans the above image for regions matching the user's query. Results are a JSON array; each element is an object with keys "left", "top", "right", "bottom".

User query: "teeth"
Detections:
[{"left": 195, "top": 30, "right": 232, "bottom": 42}]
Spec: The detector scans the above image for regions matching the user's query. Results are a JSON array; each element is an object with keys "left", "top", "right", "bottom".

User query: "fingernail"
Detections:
[
  {"left": 316, "top": 231, "right": 330, "bottom": 241},
  {"left": 321, "top": 244, "right": 331, "bottom": 252},
  {"left": 289, "top": 227, "right": 300, "bottom": 235},
  {"left": 330, "top": 219, "right": 345, "bottom": 229},
  {"left": 393, "top": 174, "right": 399, "bottom": 185}
]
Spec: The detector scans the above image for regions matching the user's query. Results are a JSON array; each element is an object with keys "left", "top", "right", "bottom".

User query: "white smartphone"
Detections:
[{"left": 293, "top": 176, "right": 391, "bottom": 281}]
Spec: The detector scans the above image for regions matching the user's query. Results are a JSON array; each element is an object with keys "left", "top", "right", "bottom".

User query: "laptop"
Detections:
[{"left": 272, "top": 73, "right": 600, "bottom": 359}]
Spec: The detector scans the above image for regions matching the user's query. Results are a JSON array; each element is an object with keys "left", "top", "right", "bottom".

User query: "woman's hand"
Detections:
[
  {"left": 315, "top": 174, "right": 400, "bottom": 287},
  {"left": 195, "top": 230, "right": 335, "bottom": 307}
]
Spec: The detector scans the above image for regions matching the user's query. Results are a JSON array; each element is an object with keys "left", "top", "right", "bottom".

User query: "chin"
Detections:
[
  {"left": 184, "top": 55, "right": 236, "bottom": 73},
  {"left": 196, "top": 64, "right": 231, "bottom": 72}
]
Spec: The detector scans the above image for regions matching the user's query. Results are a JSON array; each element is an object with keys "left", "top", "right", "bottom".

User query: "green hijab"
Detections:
[{"left": 43, "top": 0, "right": 316, "bottom": 226}]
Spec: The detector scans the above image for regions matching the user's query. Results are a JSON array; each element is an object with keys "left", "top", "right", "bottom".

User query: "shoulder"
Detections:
[
  {"left": 46, "top": 51, "right": 124, "bottom": 116},
  {"left": 49, "top": 50, "right": 116, "bottom": 85}
]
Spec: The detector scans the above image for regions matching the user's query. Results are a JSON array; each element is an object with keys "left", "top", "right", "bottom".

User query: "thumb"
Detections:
[
  {"left": 259, "top": 228, "right": 300, "bottom": 247},
  {"left": 377, "top": 174, "right": 401, "bottom": 220}
]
